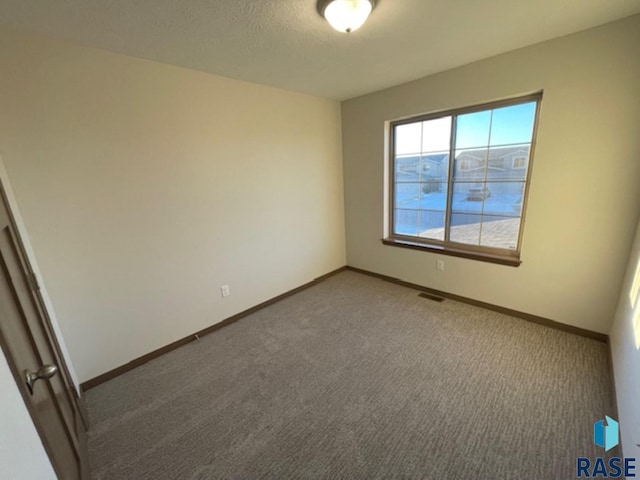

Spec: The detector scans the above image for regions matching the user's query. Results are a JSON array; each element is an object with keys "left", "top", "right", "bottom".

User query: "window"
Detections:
[
  {"left": 458, "top": 159, "right": 472, "bottom": 171},
  {"left": 512, "top": 157, "right": 527, "bottom": 169},
  {"left": 385, "top": 93, "right": 541, "bottom": 266}
]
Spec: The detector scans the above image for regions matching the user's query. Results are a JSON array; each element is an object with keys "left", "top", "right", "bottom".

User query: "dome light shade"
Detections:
[{"left": 317, "top": 0, "right": 376, "bottom": 33}]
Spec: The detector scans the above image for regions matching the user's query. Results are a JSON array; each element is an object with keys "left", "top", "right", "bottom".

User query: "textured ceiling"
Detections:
[{"left": 1, "top": 0, "right": 639, "bottom": 100}]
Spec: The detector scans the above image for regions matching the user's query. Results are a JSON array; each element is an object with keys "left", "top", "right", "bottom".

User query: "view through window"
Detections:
[{"left": 389, "top": 94, "right": 541, "bottom": 263}]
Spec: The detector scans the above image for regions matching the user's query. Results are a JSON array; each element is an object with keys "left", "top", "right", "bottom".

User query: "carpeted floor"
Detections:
[{"left": 84, "top": 270, "right": 615, "bottom": 480}]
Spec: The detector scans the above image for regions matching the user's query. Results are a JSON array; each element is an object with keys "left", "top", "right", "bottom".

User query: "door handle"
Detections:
[{"left": 24, "top": 364, "right": 58, "bottom": 395}]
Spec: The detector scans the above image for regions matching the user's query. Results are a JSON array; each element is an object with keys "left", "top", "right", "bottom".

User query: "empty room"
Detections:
[{"left": 1, "top": 1, "right": 639, "bottom": 479}]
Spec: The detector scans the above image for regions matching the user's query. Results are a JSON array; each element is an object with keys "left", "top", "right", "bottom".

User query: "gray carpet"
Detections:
[{"left": 85, "top": 270, "right": 615, "bottom": 480}]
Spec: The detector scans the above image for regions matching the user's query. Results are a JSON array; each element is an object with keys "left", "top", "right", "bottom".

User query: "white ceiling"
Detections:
[{"left": 1, "top": 0, "right": 639, "bottom": 100}]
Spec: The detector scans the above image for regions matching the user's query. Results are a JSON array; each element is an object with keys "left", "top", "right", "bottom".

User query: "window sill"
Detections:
[{"left": 381, "top": 238, "right": 522, "bottom": 267}]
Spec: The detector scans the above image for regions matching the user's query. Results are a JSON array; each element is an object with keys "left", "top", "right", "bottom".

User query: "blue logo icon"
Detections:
[{"left": 594, "top": 416, "right": 619, "bottom": 452}]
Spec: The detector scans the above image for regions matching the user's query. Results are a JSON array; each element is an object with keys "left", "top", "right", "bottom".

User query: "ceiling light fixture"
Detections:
[{"left": 317, "top": 0, "right": 376, "bottom": 33}]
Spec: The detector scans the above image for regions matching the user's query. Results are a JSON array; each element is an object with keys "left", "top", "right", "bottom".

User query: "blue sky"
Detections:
[
  {"left": 456, "top": 102, "right": 537, "bottom": 149},
  {"left": 395, "top": 101, "right": 537, "bottom": 155}
]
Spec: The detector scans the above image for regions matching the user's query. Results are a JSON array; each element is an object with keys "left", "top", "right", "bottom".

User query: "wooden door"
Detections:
[{"left": 0, "top": 186, "right": 88, "bottom": 479}]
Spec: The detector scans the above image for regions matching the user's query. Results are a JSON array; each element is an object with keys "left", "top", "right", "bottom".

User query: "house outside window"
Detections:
[{"left": 385, "top": 93, "right": 542, "bottom": 266}]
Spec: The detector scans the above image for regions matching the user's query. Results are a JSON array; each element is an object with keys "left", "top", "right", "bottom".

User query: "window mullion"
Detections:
[
  {"left": 444, "top": 115, "right": 456, "bottom": 244},
  {"left": 477, "top": 110, "right": 494, "bottom": 246}
]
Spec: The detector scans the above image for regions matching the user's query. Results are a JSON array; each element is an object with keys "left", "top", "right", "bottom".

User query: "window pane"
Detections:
[
  {"left": 451, "top": 182, "right": 524, "bottom": 218},
  {"left": 418, "top": 211, "right": 446, "bottom": 241},
  {"left": 395, "top": 209, "right": 445, "bottom": 240},
  {"left": 451, "top": 182, "right": 490, "bottom": 214},
  {"left": 489, "top": 102, "right": 537, "bottom": 146},
  {"left": 395, "top": 155, "right": 421, "bottom": 182},
  {"left": 394, "top": 209, "right": 419, "bottom": 236},
  {"left": 455, "top": 110, "right": 491, "bottom": 149},
  {"left": 395, "top": 123, "right": 422, "bottom": 155},
  {"left": 395, "top": 183, "right": 447, "bottom": 211},
  {"left": 485, "top": 145, "right": 531, "bottom": 182},
  {"left": 394, "top": 183, "right": 421, "bottom": 208},
  {"left": 479, "top": 216, "right": 521, "bottom": 250},
  {"left": 454, "top": 148, "right": 488, "bottom": 182},
  {"left": 482, "top": 182, "right": 525, "bottom": 218},
  {"left": 449, "top": 213, "right": 482, "bottom": 245},
  {"left": 418, "top": 183, "right": 448, "bottom": 211},
  {"left": 421, "top": 116, "right": 452, "bottom": 153},
  {"left": 454, "top": 146, "right": 531, "bottom": 182},
  {"left": 421, "top": 152, "right": 449, "bottom": 182}
]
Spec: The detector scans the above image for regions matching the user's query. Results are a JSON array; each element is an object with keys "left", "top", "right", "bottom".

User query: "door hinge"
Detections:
[{"left": 28, "top": 271, "right": 40, "bottom": 291}]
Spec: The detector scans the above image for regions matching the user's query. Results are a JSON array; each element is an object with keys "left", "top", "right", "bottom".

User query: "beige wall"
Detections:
[
  {"left": 341, "top": 15, "right": 640, "bottom": 334},
  {"left": 0, "top": 27, "right": 346, "bottom": 382},
  {"left": 610, "top": 218, "right": 640, "bottom": 457}
]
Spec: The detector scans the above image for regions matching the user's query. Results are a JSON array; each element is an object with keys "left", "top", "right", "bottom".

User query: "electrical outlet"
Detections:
[
  {"left": 436, "top": 260, "right": 445, "bottom": 272},
  {"left": 220, "top": 285, "right": 230, "bottom": 297}
]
